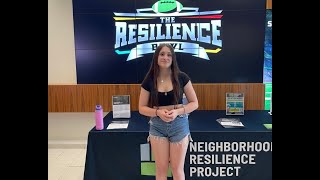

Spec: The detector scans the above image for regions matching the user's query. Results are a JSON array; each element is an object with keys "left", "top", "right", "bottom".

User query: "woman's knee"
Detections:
[
  {"left": 156, "top": 164, "right": 169, "bottom": 175},
  {"left": 171, "top": 164, "right": 184, "bottom": 171},
  {"left": 171, "top": 165, "right": 184, "bottom": 177}
]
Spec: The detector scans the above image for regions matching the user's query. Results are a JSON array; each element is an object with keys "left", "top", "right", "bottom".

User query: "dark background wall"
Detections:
[{"left": 73, "top": 0, "right": 266, "bottom": 84}]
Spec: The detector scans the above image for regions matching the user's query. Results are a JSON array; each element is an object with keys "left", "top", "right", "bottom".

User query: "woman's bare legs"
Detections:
[
  {"left": 150, "top": 137, "right": 170, "bottom": 180},
  {"left": 169, "top": 136, "right": 189, "bottom": 180}
]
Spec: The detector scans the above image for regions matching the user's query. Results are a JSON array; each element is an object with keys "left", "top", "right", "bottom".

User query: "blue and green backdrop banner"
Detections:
[
  {"left": 73, "top": 0, "right": 267, "bottom": 84},
  {"left": 263, "top": 9, "right": 272, "bottom": 110}
]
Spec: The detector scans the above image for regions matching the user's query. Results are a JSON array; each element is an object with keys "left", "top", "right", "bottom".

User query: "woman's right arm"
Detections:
[{"left": 139, "top": 87, "right": 157, "bottom": 117}]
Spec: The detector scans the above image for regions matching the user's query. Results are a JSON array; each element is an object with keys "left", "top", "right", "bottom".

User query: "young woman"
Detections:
[{"left": 139, "top": 43, "right": 198, "bottom": 180}]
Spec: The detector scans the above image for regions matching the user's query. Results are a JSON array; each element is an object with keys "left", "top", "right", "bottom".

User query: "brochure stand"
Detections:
[
  {"left": 112, "top": 95, "right": 131, "bottom": 119},
  {"left": 226, "top": 93, "right": 244, "bottom": 115}
]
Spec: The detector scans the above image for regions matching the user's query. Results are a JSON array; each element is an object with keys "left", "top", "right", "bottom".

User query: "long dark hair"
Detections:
[{"left": 142, "top": 43, "right": 181, "bottom": 107}]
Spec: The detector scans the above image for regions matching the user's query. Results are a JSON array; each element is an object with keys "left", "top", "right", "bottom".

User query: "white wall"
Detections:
[
  {"left": 48, "top": 0, "right": 77, "bottom": 84},
  {"left": 49, "top": 0, "right": 82, "bottom": 147}
]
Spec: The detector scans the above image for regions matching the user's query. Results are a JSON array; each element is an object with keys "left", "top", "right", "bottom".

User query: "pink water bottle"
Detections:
[{"left": 95, "top": 105, "right": 104, "bottom": 130}]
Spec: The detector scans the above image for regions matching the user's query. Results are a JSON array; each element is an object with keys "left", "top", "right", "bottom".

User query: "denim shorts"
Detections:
[{"left": 148, "top": 114, "right": 192, "bottom": 143}]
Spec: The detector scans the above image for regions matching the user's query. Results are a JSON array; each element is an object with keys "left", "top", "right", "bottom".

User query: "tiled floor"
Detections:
[
  {"left": 48, "top": 148, "right": 86, "bottom": 180},
  {"left": 48, "top": 112, "right": 101, "bottom": 180}
]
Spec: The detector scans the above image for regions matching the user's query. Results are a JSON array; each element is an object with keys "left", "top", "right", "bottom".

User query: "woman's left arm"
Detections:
[
  {"left": 167, "top": 81, "right": 198, "bottom": 120},
  {"left": 181, "top": 81, "right": 199, "bottom": 114}
]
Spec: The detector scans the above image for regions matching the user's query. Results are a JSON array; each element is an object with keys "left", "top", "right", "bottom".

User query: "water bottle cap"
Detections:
[{"left": 96, "top": 105, "right": 102, "bottom": 110}]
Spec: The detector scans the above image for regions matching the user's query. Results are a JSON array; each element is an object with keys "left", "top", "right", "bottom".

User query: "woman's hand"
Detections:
[
  {"left": 157, "top": 109, "right": 176, "bottom": 122},
  {"left": 157, "top": 109, "right": 177, "bottom": 122}
]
